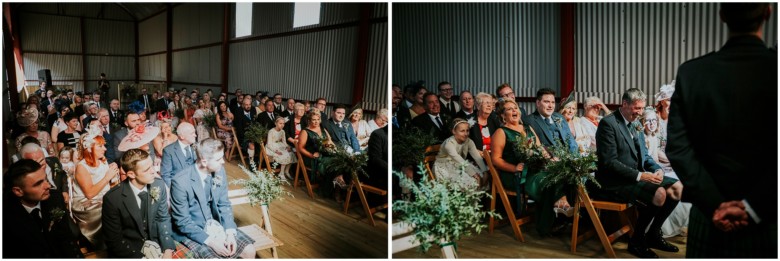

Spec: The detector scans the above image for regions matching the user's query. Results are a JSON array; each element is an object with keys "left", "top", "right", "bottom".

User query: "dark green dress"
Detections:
[
  {"left": 497, "top": 126, "right": 566, "bottom": 236},
  {"left": 302, "top": 128, "right": 335, "bottom": 197}
]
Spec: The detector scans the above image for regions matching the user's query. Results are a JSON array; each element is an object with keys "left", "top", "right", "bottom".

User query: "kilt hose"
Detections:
[{"left": 687, "top": 206, "right": 777, "bottom": 258}]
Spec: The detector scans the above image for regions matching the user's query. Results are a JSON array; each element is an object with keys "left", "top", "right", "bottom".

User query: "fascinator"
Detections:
[{"left": 655, "top": 80, "right": 676, "bottom": 103}]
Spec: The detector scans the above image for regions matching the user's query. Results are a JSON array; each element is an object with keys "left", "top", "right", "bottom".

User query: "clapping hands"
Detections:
[{"left": 713, "top": 201, "right": 750, "bottom": 232}]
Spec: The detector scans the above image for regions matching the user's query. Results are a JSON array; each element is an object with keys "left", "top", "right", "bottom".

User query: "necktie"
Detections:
[
  {"left": 31, "top": 208, "right": 43, "bottom": 232},
  {"left": 103, "top": 125, "right": 110, "bottom": 135},
  {"left": 204, "top": 175, "right": 213, "bottom": 202},
  {"left": 338, "top": 121, "right": 343, "bottom": 128},
  {"left": 435, "top": 116, "right": 443, "bottom": 129},
  {"left": 187, "top": 146, "right": 194, "bottom": 163},
  {"left": 138, "top": 191, "right": 149, "bottom": 237},
  {"left": 546, "top": 117, "right": 554, "bottom": 125},
  {"left": 448, "top": 102, "right": 454, "bottom": 114}
]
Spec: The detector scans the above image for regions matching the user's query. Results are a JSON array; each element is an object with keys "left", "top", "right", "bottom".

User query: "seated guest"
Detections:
[
  {"left": 11, "top": 136, "right": 44, "bottom": 163},
  {"left": 232, "top": 98, "right": 257, "bottom": 163},
  {"left": 279, "top": 98, "right": 295, "bottom": 118},
  {"left": 109, "top": 99, "right": 124, "bottom": 125},
  {"left": 490, "top": 100, "right": 569, "bottom": 236},
  {"left": 20, "top": 143, "right": 70, "bottom": 208},
  {"left": 348, "top": 108, "right": 371, "bottom": 151},
  {"left": 215, "top": 101, "right": 235, "bottom": 156},
  {"left": 161, "top": 122, "right": 197, "bottom": 187},
  {"left": 411, "top": 93, "right": 451, "bottom": 143},
  {"left": 579, "top": 96, "right": 611, "bottom": 150},
  {"left": 558, "top": 95, "right": 592, "bottom": 153},
  {"left": 97, "top": 108, "right": 115, "bottom": 163},
  {"left": 495, "top": 83, "right": 527, "bottom": 116},
  {"left": 522, "top": 88, "right": 578, "bottom": 154},
  {"left": 256, "top": 99, "right": 278, "bottom": 129},
  {"left": 118, "top": 124, "right": 162, "bottom": 178},
  {"left": 365, "top": 125, "right": 388, "bottom": 190},
  {"left": 284, "top": 102, "right": 306, "bottom": 148},
  {"left": 366, "top": 108, "right": 388, "bottom": 134},
  {"left": 51, "top": 105, "right": 80, "bottom": 147},
  {"left": 297, "top": 109, "right": 339, "bottom": 196},
  {"left": 170, "top": 139, "right": 256, "bottom": 258},
  {"left": 434, "top": 118, "right": 487, "bottom": 190},
  {"left": 266, "top": 116, "right": 296, "bottom": 180},
  {"left": 3, "top": 160, "right": 83, "bottom": 258},
  {"left": 437, "top": 81, "right": 459, "bottom": 117},
  {"left": 102, "top": 149, "right": 178, "bottom": 258},
  {"left": 595, "top": 88, "right": 683, "bottom": 258},
  {"left": 454, "top": 91, "right": 477, "bottom": 122},
  {"left": 470, "top": 92, "right": 501, "bottom": 151},
  {"left": 153, "top": 119, "right": 179, "bottom": 160},
  {"left": 323, "top": 104, "right": 361, "bottom": 152},
  {"left": 15, "top": 107, "right": 54, "bottom": 155},
  {"left": 72, "top": 125, "right": 121, "bottom": 249},
  {"left": 301, "top": 97, "right": 328, "bottom": 129},
  {"left": 113, "top": 110, "right": 141, "bottom": 164}
]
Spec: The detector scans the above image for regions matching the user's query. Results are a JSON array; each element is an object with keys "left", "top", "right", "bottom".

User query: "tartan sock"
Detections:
[
  {"left": 648, "top": 199, "right": 680, "bottom": 236},
  {"left": 631, "top": 204, "right": 660, "bottom": 245}
]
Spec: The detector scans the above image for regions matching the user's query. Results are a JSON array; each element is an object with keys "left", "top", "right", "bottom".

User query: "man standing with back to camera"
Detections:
[{"left": 667, "top": 3, "right": 777, "bottom": 258}]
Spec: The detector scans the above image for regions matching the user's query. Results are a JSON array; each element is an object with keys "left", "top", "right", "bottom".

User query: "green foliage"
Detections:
[
  {"left": 393, "top": 164, "right": 501, "bottom": 253},
  {"left": 202, "top": 113, "right": 217, "bottom": 129},
  {"left": 511, "top": 131, "right": 549, "bottom": 171},
  {"left": 541, "top": 145, "right": 600, "bottom": 191},
  {"left": 244, "top": 122, "right": 269, "bottom": 144},
  {"left": 392, "top": 128, "right": 438, "bottom": 169},
  {"left": 324, "top": 144, "right": 369, "bottom": 179},
  {"left": 230, "top": 162, "right": 293, "bottom": 206}
]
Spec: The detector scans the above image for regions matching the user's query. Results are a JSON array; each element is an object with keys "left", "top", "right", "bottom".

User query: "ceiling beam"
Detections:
[{"left": 115, "top": 3, "right": 138, "bottom": 21}]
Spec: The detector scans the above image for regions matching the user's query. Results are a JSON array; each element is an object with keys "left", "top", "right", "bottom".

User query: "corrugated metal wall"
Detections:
[
  {"left": 229, "top": 26, "right": 359, "bottom": 105},
  {"left": 172, "top": 3, "right": 223, "bottom": 49},
  {"left": 139, "top": 13, "right": 167, "bottom": 54},
  {"left": 236, "top": 3, "right": 380, "bottom": 38},
  {"left": 392, "top": 3, "right": 561, "bottom": 99},
  {"left": 172, "top": 46, "right": 221, "bottom": 84},
  {"left": 23, "top": 53, "right": 84, "bottom": 91},
  {"left": 85, "top": 56, "right": 135, "bottom": 80},
  {"left": 83, "top": 19, "right": 135, "bottom": 55},
  {"left": 20, "top": 13, "right": 81, "bottom": 52},
  {"left": 574, "top": 2, "right": 778, "bottom": 105},
  {"left": 18, "top": 3, "right": 135, "bottom": 21},
  {"left": 139, "top": 54, "right": 166, "bottom": 81},
  {"left": 362, "top": 23, "right": 388, "bottom": 112}
]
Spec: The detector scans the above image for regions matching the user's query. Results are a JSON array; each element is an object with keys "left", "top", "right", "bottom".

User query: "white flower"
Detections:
[
  {"left": 467, "top": 118, "right": 476, "bottom": 127},
  {"left": 150, "top": 186, "right": 161, "bottom": 204}
]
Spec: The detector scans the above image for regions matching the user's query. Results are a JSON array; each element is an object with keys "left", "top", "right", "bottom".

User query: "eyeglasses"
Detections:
[
  {"left": 317, "top": 102, "right": 326, "bottom": 106},
  {"left": 440, "top": 88, "right": 453, "bottom": 92},
  {"left": 500, "top": 92, "right": 515, "bottom": 98}
]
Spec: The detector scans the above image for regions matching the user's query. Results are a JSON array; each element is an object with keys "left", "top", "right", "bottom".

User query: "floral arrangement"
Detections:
[
  {"left": 540, "top": 143, "right": 600, "bottom": 191},
  {"left": 392, "top": 128, "right": 438, "bottom": 169},
  {"left": 393, "top": 165, "right": 500, "bottom": 253},
  {"left": 512, "top": 132, "right": 548, "bottom": 175},
  {"left": 123, "top": 84, "right": 137, "bottom": 97},
  {"left": 231, "top": 163, "right": 292, "bottom": 206},
  {"left": 325, "top": 143, "right": 369, "bottom": 179},
  {"left": 49, "top": 207, "right": 66, "bottom": 231},
  {"left": 315, "top": 133, "right": 337, "bottom": 154},
  {"left": 202, "top": 113, "right": 217, "bottom": 129},
  {"left": 244, "top": 122, "right": 269, "bottom": 144}
]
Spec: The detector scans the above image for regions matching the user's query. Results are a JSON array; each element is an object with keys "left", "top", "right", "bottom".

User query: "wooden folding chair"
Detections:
[
  {"left": 483, "top": 150, "right": 532, "bottom": 242},
  {"left": 570, "top": 185, "right": 634, "bottom": 258},
  {"left": 423, "top": 144, "right": 441, "bottom": 181},
  {"left": 258, "top": 141, "right": 280, "bottom": 175},
  {"left": 293, "top": 149, "right": 319, "bottom": 198},
  {"left": 343, "top": 174, "right": 388, "bottom": 226},
  {"left": 229, "top": 127, "right": 247, "bottom": 167}
]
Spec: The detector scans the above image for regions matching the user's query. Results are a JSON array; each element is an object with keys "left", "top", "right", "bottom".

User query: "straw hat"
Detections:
[{"left": 118, "top": 124, "right": 160, "bottom": 152}]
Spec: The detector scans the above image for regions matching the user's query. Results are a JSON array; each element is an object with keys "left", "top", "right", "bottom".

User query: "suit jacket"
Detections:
[
  {"left": 45, "top": 157, "right": 70, "bottom": 200},
  {"left": 170, "top": 165, "right": 237, "bottom": 244},
  {"left": 395, "top": 100, "right": 413, "bottom": 129},
  {"left": 454, "top": 109, "right": 477, "bottom": 122},
  {"left": 109, "top": 109, "right": 125, "bottom": 125},
  {"left": 161, "top": 141, "right": 194, "bottom": 187},
  {"left": 232, "top": 109, "right": 257, "bottom": 145},
  {"left": 155, "top": 98, "right": 170, "bottom": 113},
  {"left": 278, "top": 109, "right": 291, "bottom": 119},
  {"left": 103, "top": 127, "right": 115, "bottom": 164},
  {"left": 229, "top": 98, "right": 241, "bottom": 113},
  {"left": 438, "top": 97, "right": 460, "bottom": 117},
  {"left": 365, "top": 126, "right": 388, "bottom": 189},
  {"left": 411, "top": 113, "right": 451, "bottom": 143},
  {"left": 113, "top": 127, "right": 129, "bottom": 163},
  {"left": 2, "top": 193, "right": 82, "bottom": 258},
  {"left": 323, "top": 118, "right": 361, "bottom": 152},
  {"left": 522, "top": 111, "right": 578, "bottom": 154},
  {"left": 595, "top": 111, "right": 661, "bottom": 190},
  {"left": 468, "top": 112, "right": 502, "bottom": 150},
  {"left": 667, "top": 35, "right": 777, "bottom": 222},
  {"left": 137, "top": 94, "right": 152, "bottom": 109},
  {"left": 284, "top": 116, "right": 302, "bottom": 148},
  {"left": 102, "top": 179, "right": 175, "bottom": 258},
  {"left": 256, "top": 111, "right": 278, "bottom": 130}
]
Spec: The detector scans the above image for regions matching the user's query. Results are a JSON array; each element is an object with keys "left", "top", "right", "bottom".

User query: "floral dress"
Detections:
[
  {"left": 265, "top": 128, "right": 296, "bottom": 165},
  {"left": 216, "top": 114, "right": 234, "bottom": 151}
]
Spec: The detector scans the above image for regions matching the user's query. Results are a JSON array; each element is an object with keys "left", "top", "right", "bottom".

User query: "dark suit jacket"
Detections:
[
  {"left": 109, "top": 109, "right": 125, "bottom": 125},
  {"left": 103, "top": 127, "right": 115, "bottom": 164},
  {"left": 454, "top": 109, "right": 477, "bottom": 122},
  {"left": 411, "top": 113, "right": 451, "bottom": 143},
  {"left": 522, "top": 111, "right": 578, "bottom": 154},
  {"left": 232, "top": 109, "right": 256, "bottom": 146},
  {"left": 323, "top": 118, "right": 361, "bottom": 152},
  {"left": 595, "top": 111, "right": 661, "bottom": 190},
  {"left": 365, "top": 126, "right": 388, "bottom": 189},
  {"left": 113, "top": 127, "right": 129, "bottom": 163},
  {"left": 229, "top": 98, "right": 241, "bottom": 113},
  {"left": 438, "top": 97, "right": 460, "bottom": 117},
  {"left": 256, "top": 111, "right": 279, "bottom": 130},
  {"left": 395, "top": 100, "right": 413, "bottom": 129},
  {"left": 468, "top": 112, "right": 502, "bottom": 150},
  {"left": 284, "top": 116, "right": 302, "bottom": 148},
  {"left": 137, "top": 94, "right": 152, "bottom": 109},
  {"left": 667, "top": 35, "right": 777, "bottom": 222},
  {"left": 102, "top": 179, "right": 175, "bottom": 258},
  {"left": 278, "top": 109, "right": 292, "bottom": 118},
  {"left": 161, "top": 141, "right": 193, "bottom": 187},
  {"left": 2, "top": 193, "right": 83, "bottom": 258},
  {"left": 155, "top": 98, "right": 169, "bottom": 113}
]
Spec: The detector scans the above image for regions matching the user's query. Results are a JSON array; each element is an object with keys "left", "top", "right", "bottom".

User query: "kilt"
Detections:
[
  {"left": 179, "top": 230, "right": 255, "bottom": 258},
  {"left": 687, "top": 206, "right": 777, "bottom": 258},
  {"left": 593, "top": 176, "right": 678, "bottom": 206},
  {"left": 171, "top": 241, "right": 194, "bottom": 259}
]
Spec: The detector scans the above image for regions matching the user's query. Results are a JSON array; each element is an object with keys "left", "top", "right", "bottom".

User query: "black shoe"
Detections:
[
  {"left": 627, "top": 243, "right": 659, "bottom": 258},
  {"left": 646, "top": 235, "right": 679, "bottom": 252}
]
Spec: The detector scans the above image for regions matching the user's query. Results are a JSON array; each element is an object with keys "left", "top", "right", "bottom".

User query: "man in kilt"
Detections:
[
  {"left": 595, "top": 88, "right": 684, "bottom": 258},
  {"left": 170, "top": 138, "right": 256, "bottom": 258},
  {"left": 667, "top": 3, "right": 777, "bottom": 258}
]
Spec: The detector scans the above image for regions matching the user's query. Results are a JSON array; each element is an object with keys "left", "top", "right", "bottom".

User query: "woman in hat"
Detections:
[
  {"left": 119, "top": 124, "right": 161, "bottom": 178},
  {"left": 558, "top": 95, "right": 592, "bottom": 153},
  {"left": 15, "top": 107, "right": 54, "bottom": 156},
  {"left": 348, "top": 108, "right": 371, "bottom": 151},
  {"left": 72, "top": 125, "right": 120, "bottom": 249},
  {"left": 654, "top": 81, "right": 675, "bottom": 144}
]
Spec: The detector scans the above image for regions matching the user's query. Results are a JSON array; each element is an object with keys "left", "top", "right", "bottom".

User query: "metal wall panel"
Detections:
[
  {"left": 393, "top": 3, "right": 561, "bottom": 98},
  {"left": 173, "top": 3, "right": 223, "bottom": 49},
  {"left": 229, "top": 27, "right": 358, "bottom": 105},
  {"left": 83, "top": 19, "right": 135, "bottom": 55},
  {"left": 139, "top": 54, "right": 166, "bottom": 81},
  {"left": 171, "top": 46, "right": 221, "bottom": 84},
  {"left": 235, "top": 3, "right": 385, "bottom": 38},
  {"left": 19, "top": 13, "right": 82, "bottom": 52},
  {"left": 17, "top": 3, "right": 135, "bottom": 21},
  {"left": 372, "top": 3, "right": 387, "bottom": 19},
  {"left": 574, "top": 2, "right": 778, "bottom": 105},
  {"left": 23, "top": 53, "right": 83, "bottom": 80},
  {"left": 139, "top": 12, "right": 167, "bottom": 54},
  {"left": 362, "top": 23, "right": 388, "bottom": 112},
  {"left": 85, "top": 56, "right": 135, "bottom": 80}
]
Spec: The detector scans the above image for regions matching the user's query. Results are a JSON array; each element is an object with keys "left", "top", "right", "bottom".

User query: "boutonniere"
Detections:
[
  {"left": 212, "top": 174, "right": 223, "bottom": 189},
  {"left": 150, "top": 186, "right": 161, "bottom": 204},
  {"left": 466, "top": 118, "right": 476, "bottom": 127},
  {"left": 632, "top": 122, "right": 643, "bottom": 133},
  {"left": 52, "top": 162, "right": 61, "bottom": 177},
  {"left": 553, "top": 116, "right": 564, "bottom": 130},
  {"left": 48, "top": 207, "right": 65, "bottom": 231}
]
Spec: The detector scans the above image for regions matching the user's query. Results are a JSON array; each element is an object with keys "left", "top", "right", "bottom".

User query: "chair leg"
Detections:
[
  {"left": 302, "top": 169, "right": 315, "bottom": 198},
  {"left": 355, "top": 181, "right": 375, "bottom": 226},
  {"left": 618, "top": 209, "right": 634, "bottom": 237},
  {"left": 343, "top": 182, "right": 354, "bottom": 214},
  {"left": 497, "top": 183, "right": 524, "bottom": 242},
  {"left": 489, "top": 182, "right": 497, "bottom": 234},
  {"left": 571, "top": 194, "right": 582, "bottom": 253},
  {"left": 579, "top": 188, "right": 617, "bottom": 258}
]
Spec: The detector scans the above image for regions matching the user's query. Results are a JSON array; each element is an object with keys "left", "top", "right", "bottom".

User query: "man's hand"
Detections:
[
  {"left": 224, "top": 233, "right": 237, "bottom": 256},
  {"left": 205, "top": 237, "right": 231, "bottom": 257},
  {"left": 162, "top": 249, "right": 173, "bottom": 259},
  {"left": 712, "top": 201, "right": 749, "bottom": 232},
  {"left": 640, "top": 172, "right": 662, "bottom": 184}
]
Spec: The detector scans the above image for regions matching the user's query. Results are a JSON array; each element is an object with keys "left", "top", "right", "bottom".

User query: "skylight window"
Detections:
[{"left": 293, "top": 2, "right": 321, "bottom": 28}]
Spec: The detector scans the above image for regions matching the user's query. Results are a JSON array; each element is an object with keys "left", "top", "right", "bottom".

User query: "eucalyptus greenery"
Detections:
[
  {"left": 393, "top": 164, "right": 501, "bottom": 253},
  {"left": 324, "top": 144, "right": 369, "bottom": 179},
  {"left": 540, "top": 145, "right": 600, "bottom": 192},
  {"left": 244, "top": 122, "right": 269, "bottom": 144},
  {"left": 202, "top": 113, "right": 217, "bottom": 129},
  {"left": 230, "top": 162, "right": 293, "bottom": 206},
  {"left": 511, "top": 131, "right": 549, "bottom": 171},
  {"left": 392, "top": 128, "right": 438, "bottom": 169}
]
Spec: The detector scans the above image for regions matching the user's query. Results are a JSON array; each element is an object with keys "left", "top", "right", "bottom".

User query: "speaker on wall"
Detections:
[{"left": 37, "top": 69, "right": 52, "bottom": 87}]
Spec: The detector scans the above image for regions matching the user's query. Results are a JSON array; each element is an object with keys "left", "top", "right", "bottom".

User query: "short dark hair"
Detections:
[
  {"left": 19, "top": 136, "right": 41, "bottom": 147},
  {"left": 536, "top": 88, "right": 556, "bottom": 100},
  {"left": 121, "top": 149, "right": 150, "bottom": 174},
  {"left": 5, "top": 159, "right": 41, "bottom": 190},
  {"left": 315, "top": 97, "right": 326, "bottom": 104},
  {"left": 437, "top": 81, "right": 451, "bottom": 90},
  {"left": 63, "top": 112, "right": 77, "bottom": 123},
  {"left": 333, "top": 104, "right": 347, "bottom": 111},
  {"left": 721, "top": 3, "right": 769, "bottom": 33},
  {"left": 496, "top": 83, "right": 512, "bottom": 96},
  {"left": 273, "top": 93, "right": 282, "bottom": 98},
  {"left": 100, "top": 73, "right": 106, "bottom": 77},
  {"left": 423, "top": 92, "right": 439, "bottom": 103},
  {"left": 265, "top": 99, "right": 275, "bottom": 106}
]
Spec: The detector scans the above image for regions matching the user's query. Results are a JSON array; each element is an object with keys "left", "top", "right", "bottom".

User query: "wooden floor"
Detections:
[
  {"left": 224, "top": 161, "right": 388, "bottom": 258},
  {"left": 393, "top": 215, "right": 687, "bottom": 258}
]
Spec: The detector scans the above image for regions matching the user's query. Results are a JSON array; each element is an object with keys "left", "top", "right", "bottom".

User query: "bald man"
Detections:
[{"left": 160, "top": 122, "right": 198, "bottom": 187}]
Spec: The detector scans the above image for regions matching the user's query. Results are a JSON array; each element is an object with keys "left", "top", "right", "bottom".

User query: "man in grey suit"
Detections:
[
  {"left": 521, "top": 88, "right": 578, "bottom": 154},
  {"left": 667, "top": 3, "right": 777, "bottom": 258},
  {"left": 323, "top": 104, "right": 361, "bottom": 152},
  {"left": 161, "top": 122, "right": 198, "bottom": 187},
  {"left": 113, "top": 112, "right": 141, "bottom": 164}
]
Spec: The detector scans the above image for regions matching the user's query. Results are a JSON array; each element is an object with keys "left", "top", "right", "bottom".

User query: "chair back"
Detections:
[{"left": 423, "top": 144, "right": 441, "bottom": 180}]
